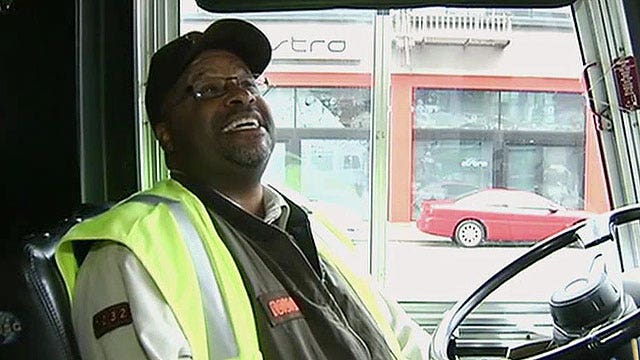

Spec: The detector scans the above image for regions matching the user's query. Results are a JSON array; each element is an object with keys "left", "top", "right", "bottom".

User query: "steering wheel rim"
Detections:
[{"left": 429, "top": 204, "right": 640, "bottom": 360}]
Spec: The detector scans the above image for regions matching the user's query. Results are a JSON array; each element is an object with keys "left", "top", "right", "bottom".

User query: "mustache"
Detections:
[
  {"left": 226, "top": 106, "right": 263, "bottom": 122},
  {"left": 225, "top": 106, "right": 273, "bottom": 132}
]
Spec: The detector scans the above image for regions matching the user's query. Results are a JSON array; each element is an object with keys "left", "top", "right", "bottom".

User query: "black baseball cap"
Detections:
[{"left": 145, "top": 18, "right": 272, "bottom": 125}]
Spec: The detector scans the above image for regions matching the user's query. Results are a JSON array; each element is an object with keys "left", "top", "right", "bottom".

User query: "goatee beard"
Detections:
[{"left": 223, "top": 136, "right": 274, "bottom": 168}]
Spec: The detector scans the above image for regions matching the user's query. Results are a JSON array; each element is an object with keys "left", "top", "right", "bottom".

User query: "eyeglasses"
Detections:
[
  {"left": 161, "top": 74, "right": 273, "bottom": 118},
  {"left": 187, "top": 74, "right": 272, "bottom": 101}
]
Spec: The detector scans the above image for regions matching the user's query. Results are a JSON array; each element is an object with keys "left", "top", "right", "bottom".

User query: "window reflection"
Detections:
[
  {"left": 263, "top": 142, "right": 287, "bottom": 187},
  {"left": 412, "top": 89, "right": 587, "bottom": 219},
  {"left": 301, "top": 139, "right": 369, "bottom": 218},
  {"left": 261, "top": 86, "right": 371, "bottom": 219},
  {"left": 500, "top": 91, "right": 585, "bottom": 131},
  {"left": 297, "top": 88, "right": 370, "bottom": 129},
  {"left": 263, "top": 87, "right": 372, "bottom": 130},
  {"left": 412, "top": 140, "right": 492, "bottom": 218},
  {"left": 415, "top": 89, "right": 499, "bottom": 129},
  {"left": 263, "top": 88, "right": 295, "bottom": 128},
  {"left": 414, "top": 89, "right": 585, "bottom": 131},
  {"left": 506, "top": 145, "right": 585, "bottom": 209}
]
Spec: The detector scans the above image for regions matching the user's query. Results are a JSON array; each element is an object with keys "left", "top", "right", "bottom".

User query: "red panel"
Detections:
[{"left": 265, "top": 72, "right": 371, "bottom": 87}]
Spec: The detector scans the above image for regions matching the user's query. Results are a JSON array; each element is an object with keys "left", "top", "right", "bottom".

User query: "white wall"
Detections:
[{"left": 181, "top": 18, "right": 583, "bottom": 78}]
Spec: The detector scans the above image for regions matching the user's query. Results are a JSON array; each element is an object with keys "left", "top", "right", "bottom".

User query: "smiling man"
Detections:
[{"left": 55, "top": 18, "right": 430, "bottom": 360}]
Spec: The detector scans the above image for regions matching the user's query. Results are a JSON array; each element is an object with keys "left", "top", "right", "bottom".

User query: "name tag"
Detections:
[
  {"left": 258, "top": 291, "right": 303, "bottom": 326},
  {"left": 92, "top": 302, "right": 133, "bottom": 339}
]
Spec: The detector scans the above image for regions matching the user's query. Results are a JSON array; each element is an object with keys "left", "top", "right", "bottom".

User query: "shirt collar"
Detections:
[
  {"left": 169, "top": 169, "right": 290, "bottom": 228},
  {"left": 262, "top": 185, "right": 290, "bottom": 229}
]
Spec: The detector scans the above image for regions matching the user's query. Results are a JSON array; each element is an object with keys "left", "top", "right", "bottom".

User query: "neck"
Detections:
[
  {"left": 214, "top": 181, "right": 265, "bottom": 218},
  {"left": 171, "top": 168, "right": 265, "bottom": 218}
]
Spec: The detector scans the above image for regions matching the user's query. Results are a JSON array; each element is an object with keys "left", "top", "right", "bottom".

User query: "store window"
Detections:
[
  {"left": 412, "top": 140, "right": 492, "bottom": 216},
  {"left": 500, "top": 91, "right": 586, "bottom": 131},
  {"left": 412, "top": 88, "right": 586, "bottom": 219},
  {"left": 301, "top": 139, "right": 369, "bottom": 217},
  {"left": 506, "top": 145, "right": 584, "bottom": 209},
  {"left": 297, "top": 88, "right": 370, "bottom": 129},
  {"left": 415, "top": 89, "right": 499, "bottom": 130},
  {"left": 264, "top": 88, "right": 295, "bottom": 128},
  {"left": 261, "top": 85, "right": 372, "bottom": 221}
]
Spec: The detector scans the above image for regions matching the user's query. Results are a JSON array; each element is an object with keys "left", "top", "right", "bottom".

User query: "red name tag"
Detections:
[{"left": 258, "top": 291, "right": 303, "bottom": 326}]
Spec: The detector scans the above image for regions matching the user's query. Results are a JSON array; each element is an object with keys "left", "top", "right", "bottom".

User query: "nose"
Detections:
[{"left": 224, "top": 83, "right": 256, "bottom": 106}]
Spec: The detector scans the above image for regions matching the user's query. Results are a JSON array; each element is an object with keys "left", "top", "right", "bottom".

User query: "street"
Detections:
[{"left": 349, "top": 222, "right": 619, "bottom": 303}]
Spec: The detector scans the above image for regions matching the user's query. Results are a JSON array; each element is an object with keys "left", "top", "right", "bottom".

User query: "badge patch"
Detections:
[
  {"left": 92, "top": 302, "right": 133, "bottom": 339},
  {"left": 258, "top": 291, "right": 303, "bottom": 326},
  {"left": 0, "top": 311, "right": 23, "bottom": 346}
]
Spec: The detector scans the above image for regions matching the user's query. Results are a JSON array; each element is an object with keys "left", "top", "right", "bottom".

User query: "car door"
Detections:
[{"left": 503, "top": 191, "right": 568, "bottom": 241}]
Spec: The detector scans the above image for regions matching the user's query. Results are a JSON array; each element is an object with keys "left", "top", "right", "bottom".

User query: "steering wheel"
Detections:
[{"left": 429, "top": 204, "right": 640, "bottom": 360}]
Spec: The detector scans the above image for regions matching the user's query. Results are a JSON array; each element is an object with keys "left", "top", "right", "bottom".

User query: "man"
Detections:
[{"left": 55, "top": 18, "right": 430, "bottom": 359}]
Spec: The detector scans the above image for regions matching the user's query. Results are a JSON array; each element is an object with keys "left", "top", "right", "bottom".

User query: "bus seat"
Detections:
[{"left": 0, "top": 204, "right": 109, "bottom": 359}]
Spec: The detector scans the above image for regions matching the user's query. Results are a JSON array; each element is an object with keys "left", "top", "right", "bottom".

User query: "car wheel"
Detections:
[{"left": 454, "top": 219, "right": 486, "bottom": 247}]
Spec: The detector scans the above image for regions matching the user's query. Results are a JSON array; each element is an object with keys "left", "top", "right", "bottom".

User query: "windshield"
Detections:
[{"left": 163, "top": 0, "right": 625, "bottom": 350}]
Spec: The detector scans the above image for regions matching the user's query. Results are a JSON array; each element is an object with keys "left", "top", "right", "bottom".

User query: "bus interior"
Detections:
[{"left": 3, "top": 0, "right": 640, "bottom": 359}]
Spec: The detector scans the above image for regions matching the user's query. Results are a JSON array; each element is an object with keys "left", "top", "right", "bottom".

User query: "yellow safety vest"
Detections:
[{"left": 55, "top": 179, "right": 403, "bottom": 360}]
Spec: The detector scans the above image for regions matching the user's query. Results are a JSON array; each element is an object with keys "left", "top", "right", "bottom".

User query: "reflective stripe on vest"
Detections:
[{"left": 131, "top": 194, "right": 238, "bottom": 360}]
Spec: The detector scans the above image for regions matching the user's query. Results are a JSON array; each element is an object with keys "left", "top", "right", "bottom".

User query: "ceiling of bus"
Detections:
[{"left": 196, "top": 0, "right": 576, "bottom": 12}]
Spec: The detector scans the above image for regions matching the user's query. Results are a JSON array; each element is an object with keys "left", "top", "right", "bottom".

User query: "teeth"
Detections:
[{"left": 222, "top": 118, "right": 260, "bottom": 133}]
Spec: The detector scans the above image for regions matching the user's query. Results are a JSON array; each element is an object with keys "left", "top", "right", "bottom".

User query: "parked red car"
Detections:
[{"left": 416, "top": 188, "right": 594, "bottom": 247}]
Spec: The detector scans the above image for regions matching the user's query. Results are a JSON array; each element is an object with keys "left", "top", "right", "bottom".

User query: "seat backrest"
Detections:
[{"left": 0, "top": 204, "right": 109, "bottom": 359}]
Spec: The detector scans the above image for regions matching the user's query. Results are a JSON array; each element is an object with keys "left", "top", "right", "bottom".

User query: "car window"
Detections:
[
  {"left": 507, "top": 190, "right": 562, "bottom": 209},
  {"left": 455, "top": 191, "right": 503, "bottom": 207}
]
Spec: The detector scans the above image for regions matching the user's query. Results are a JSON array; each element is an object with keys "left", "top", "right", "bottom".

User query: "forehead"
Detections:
[{"left": 183, "top": 50, "right": 251, "bottom": 81}]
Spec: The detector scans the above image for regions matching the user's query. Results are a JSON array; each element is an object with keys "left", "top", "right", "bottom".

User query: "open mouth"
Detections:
[{"left": 221, "top": 118, "right": 261, "bottom": 133}]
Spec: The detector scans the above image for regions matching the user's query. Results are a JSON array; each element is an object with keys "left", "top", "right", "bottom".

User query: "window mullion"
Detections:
[
  {"left": 369, "top": 10, "right": 392, "bottom": 284},
  {"left": 134, "top": 0, "right": 180, "bottom": 189}
]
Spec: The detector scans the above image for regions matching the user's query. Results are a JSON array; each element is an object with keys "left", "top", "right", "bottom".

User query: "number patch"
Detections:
[{"left": 92, "top": 302, "right": 133, "bottom": 339}]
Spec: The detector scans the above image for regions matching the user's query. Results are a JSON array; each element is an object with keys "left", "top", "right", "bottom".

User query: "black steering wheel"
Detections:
[{"left": 429, "top": 204, "right": 640, "bottom": 360}]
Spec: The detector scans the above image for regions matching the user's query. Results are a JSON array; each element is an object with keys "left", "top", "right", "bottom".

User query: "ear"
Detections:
[{"left": 153, "top": 122, "right": 175, "bottom": 152}]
